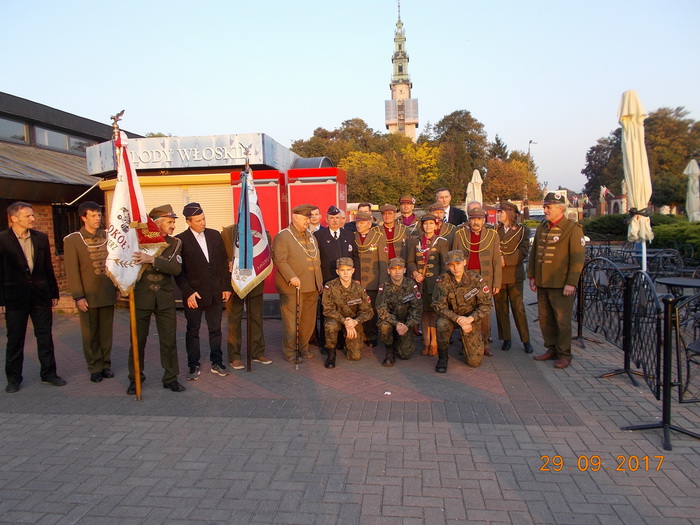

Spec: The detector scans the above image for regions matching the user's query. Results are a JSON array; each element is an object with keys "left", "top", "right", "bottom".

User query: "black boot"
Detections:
[
  {"left": 435, "top": 347, "right": 448, "bottom": 373},
  {"left": 523, "top": 342, "right": 534, "bottom": 354},
  {"left": 501, "top": 340, "right": 512, "bottom": 351},
  {"left": 382, "top": 344, "right": 395, "bottom": 367},
  {"left": 324, "top": 348, "right": 336, "bottom": 369}
]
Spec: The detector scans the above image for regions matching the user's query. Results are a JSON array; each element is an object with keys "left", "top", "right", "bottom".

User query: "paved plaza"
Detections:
[{"left": 0, "top": 288, "right": 698, "bottom": 524}]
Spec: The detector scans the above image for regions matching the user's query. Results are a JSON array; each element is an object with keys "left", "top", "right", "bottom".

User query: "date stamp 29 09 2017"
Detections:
[{"left": 540, "top": 455, "right": 664, "bottom": 472}]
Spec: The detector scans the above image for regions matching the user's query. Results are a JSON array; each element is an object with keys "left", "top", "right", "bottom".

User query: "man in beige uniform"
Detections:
[
  {"left": 64, "top": 201, "right": 117, "bottom": 382},
  {"left": 528, "top": 192, "right": 585, "bottom": 369},
  {"left": 273, "top": 204, "right": 323, "bottom": 364}
]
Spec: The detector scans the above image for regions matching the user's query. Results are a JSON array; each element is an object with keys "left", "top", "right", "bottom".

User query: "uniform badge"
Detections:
[
  {"left": 366, "top": 296, "right": 372, "bottom": 303},
  {"left": 378, "top": 286, "right": 383, "bottom": 293},
  {"left": 324, "top": 284, "right": 330, "bottom": 290},
  {"left": 552, "top": 236, "right": 560, "bottom": 242},
  {"left": 580, "top": 237, "right": 586, "bottom": 246},
  {"left": 416, "top": 292, "right": 422, "bottom": 299},
  {"left": 348, "top": 245, "right": 353, "bottom": 252},
  {"left": 464, "top": 289, "right": 478, "bottom": 300},
  {"left": 383, "top": 246, "right": 388, "bottom": 252},
  {"left": 483, "top": 285, "right": 490, "bottom": 294},
  {"left": 347, "top": 298, "right": 362, "bottom": 306},
  {"left": 176, "top": 255, "right": 182, "bottom": 263}
]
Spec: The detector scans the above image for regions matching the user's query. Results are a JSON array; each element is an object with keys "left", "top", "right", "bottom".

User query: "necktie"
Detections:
[{"left": 333, "top": 231, "right": 338, "bottom": 240}]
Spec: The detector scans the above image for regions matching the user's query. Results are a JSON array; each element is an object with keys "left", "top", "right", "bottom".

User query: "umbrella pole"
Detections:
[{"left": 642, "top": 242, "right": 647, "bottom": 273}]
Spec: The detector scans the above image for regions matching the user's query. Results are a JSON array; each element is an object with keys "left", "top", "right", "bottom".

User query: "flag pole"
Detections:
[{"left": 111, "top": 113, "right": 143, "bottom": 401}]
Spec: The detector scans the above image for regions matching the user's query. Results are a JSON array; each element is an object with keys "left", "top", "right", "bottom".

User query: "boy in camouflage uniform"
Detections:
[
  {"left": 376, "top": 257, "right": 422, "bottom": 366},
  {"left": 322, "top": 257, "right": 374, "bottom": 368},
  {"left": 432, "top": 250, "right": 492, "bottom": 372}
]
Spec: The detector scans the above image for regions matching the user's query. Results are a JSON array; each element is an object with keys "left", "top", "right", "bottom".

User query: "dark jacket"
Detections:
[
  {"left": 175, "top": 228, "right": 232, "bottom": 307},
  {"left": 314, "top": 226, "right": 359, "bottom": 284},
  {"left": 0, "top": 228, "right": 58, "bottom": 308},
  {"left": 446, "top": 206, "right": 468, "bottom": 226}
]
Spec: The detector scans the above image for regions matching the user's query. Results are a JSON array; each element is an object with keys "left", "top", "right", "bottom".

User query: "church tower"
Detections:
[{"left": 385, "top": 1, "right": 418, "bottom": 141}]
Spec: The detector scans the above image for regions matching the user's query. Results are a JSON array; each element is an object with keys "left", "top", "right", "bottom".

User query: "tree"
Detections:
[
  {"left": 581, "top": 107, "right": 700, "bottom": 207},
  {"left": 489, "top": 135, "right": 509, "bottom": 161},
  {"left": 430, "top": 110, "right": 489, "bottom": 197},
  {"left": 482, "top": 158, "right": 540, "bottom": 202},
  {"left": 144, "top": 132, "right": 171, "bottom": 137}
]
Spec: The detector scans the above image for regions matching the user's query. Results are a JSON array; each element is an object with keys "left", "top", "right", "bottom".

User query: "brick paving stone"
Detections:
[{"left": 1, "top": 287, "right": 699, "bottom": 524}]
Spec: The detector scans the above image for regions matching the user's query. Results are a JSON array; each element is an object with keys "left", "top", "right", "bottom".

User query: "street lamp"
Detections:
[{"left": 527, "top": 139, "right": 538, "bottom": 157}]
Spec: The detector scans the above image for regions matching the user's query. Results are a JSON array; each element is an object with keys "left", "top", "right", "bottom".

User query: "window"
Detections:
[
  {"left": 0, "top": 117, "right": 27, "bottom": 143},
  {"left": 52, "top": 204, "right": 82, "bottom": 255},
  {"left": 36, "top": 126, "right": 68, "bottom": 150}
]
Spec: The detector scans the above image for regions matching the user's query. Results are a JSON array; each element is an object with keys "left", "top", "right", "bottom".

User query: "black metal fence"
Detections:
[{"left": 576, "top": 257, "right": 700, "bottom": 449}]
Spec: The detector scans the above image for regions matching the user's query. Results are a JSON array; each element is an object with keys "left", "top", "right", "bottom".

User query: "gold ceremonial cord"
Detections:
[
  {"left": 382, "top": 225, "right": 407, "bottom": 245},
  {"left": 498, "top": 224, "right": 526, "bottom": 256},
  {"left": 285, "top": 227, "right": 318, "bottom": 258},
  {"left": 356, "top": 229, "right": 383, "bottom": 253},
  {"left": 455, "top": 227, "right": 498, "bottom": 253}
]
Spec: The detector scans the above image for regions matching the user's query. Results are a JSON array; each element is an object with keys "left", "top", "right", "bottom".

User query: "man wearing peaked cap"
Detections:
[
  {"left": 321, "top": 256, "right": 373, "bottom": 368},
  {"left": 428, "top": 202, "right": 456, "bottom": 245},
  {"left": 126, "top": 203, "right": 185, "bottom": 394},
  {"left": 353, "top": 208, "right": 388, "bottom": 348},
  {"left": 376, "top": 256, "right": 422, "bottom": 366},
  {"left": 529, "top": 191, "right": 585, "bottom": 369},
  {"left": 175, "top": 202, "right": 233, "bottom": 380},
  {"left": 398, "top": 194, "right": 420, "bottom": 236},
  {"left": 273, "top": 203, "right": 323, "bottom": 364},
  {"left": 149, "top": 204, "right": 178, "bottom": 220},
  {"left": 378, "top": 203, "right": 409, "bottom": 263},
  {"left": 314, "top": 204, "right": 359, "bottom": 349}
]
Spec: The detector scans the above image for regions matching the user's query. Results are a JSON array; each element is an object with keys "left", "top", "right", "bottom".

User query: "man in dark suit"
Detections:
[
  {"left": 436, "top": 188, "right": 467, "bottom": 226},
  {"left": 314, "top": 205, "right": 359, "bottom": 348},
  {"left": 175, "top": 202, "right": 233, "bottom": 380},
  {"left": 0, "top": 201, "right": 66, "bottom": 393}
]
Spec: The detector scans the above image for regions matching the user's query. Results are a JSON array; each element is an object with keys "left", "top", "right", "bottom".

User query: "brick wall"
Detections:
[{"left": 30, "top": 203, "right": 69, "bottom": 294}]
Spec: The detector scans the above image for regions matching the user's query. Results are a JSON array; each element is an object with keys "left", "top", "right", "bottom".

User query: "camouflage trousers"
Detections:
[
  {"left": 436, "top": 316, "right": 484, "bottom": 368},
  {"left": 325, "top": 319, "right": 365, "bottom": 361},
  {"left": 378, "top": 322, "right": 415, "bottom": 359}
]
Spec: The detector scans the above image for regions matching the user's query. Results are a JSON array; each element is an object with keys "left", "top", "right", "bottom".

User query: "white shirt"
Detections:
[
  {"left": 329, "top": 228, "right": 340, "bottom": 240},
  {"left": 191, "top": 229, "right": 209, "bottom": 262}
]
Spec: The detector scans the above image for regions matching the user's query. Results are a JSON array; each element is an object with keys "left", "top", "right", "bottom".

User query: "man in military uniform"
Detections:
[
  {"left": 273, "top": 204, "right": 323, "bottom": 364},
  {"left": 64, "top": 201, "right": 117, "bottom": 382},
  {"left": 377, "top": 204, "right": 409, "bottom": 261},
  {"left": 321, "top": 257, "right": 373, "bottom": 368},
  {"left": 128, "top": 204, "right": 185, "bottom": 394},
  {"left": 221, "top": 224, "right": 272, "bottom": 370},
  {"left": 376, "top": 257, "right": 422, "bottom": 366},
  {"left": 432, "top": 250, "right": 492, "bottom": 372},
  {"left": 452, "top": 206, "right": 502, "bottom": 356},
  {"left": 398, "top": 194, "right": 420, "bottom": 237},
  {"left": 528, "top": 192, "right": 585, "bottom": 369},
  {"left": 353, "top": 211, "right": 388, "bottom": 346}
]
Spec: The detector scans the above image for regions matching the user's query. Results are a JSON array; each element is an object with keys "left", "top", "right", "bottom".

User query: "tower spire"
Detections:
[{"left": 384, "top": 2, "right": 418, "bottom": 141}]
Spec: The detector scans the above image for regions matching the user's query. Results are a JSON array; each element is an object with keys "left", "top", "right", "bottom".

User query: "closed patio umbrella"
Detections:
[
  {"left": 618, "top": 90, "right": 653, "bottom": 270},
  {"left": 465, "top": 169, "right": 483, "bottom": 205},
  {"left": 684, "top": 159, "right": 700, "bottom": 222}
]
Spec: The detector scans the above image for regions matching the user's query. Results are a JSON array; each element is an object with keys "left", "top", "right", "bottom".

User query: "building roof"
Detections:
[{"left": 0, "top": 142, "right": 100, "bottom": 202}]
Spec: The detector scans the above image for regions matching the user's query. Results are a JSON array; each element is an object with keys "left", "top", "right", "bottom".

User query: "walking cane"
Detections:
[{"left": 295, "top": 286, "right": 301, "bottom": 370}]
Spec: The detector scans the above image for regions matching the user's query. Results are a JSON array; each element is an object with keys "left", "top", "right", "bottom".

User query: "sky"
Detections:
[{"left": 3, "top": 0, "right": 699, "bottom": 193}]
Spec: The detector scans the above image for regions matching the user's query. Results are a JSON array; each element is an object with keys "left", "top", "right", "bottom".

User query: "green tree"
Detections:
[
  {"left": 582, "top": 107, "right": 700, "bottom": 208},
  {"left": 430, "top": 110, "right": 489, "bottom": 197},
  {"left": 488, "top": 134, "right": 509, "bottom": 161}
]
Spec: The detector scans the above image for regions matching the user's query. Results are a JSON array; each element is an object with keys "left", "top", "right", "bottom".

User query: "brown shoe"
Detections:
[
  {"left": 253, "top": 355, "right": 272, "bottom": 365},
  {"left": 229, "top": 359, "right": 245, "bottom": 370},
  {"left": 428, "top": 346, "right": 438, "bottom": 357},
  {"left": 302, "top": 351, "right": 313, "bottom": 359},
  {"left": 533, "top": 351, "right": 557, "bottom": 361},
  {"left": 421, "top": 347, "right": 430, "bottom": 356},
  {"left": 554, "top": 358, "right": 571, "bottom": 369}
]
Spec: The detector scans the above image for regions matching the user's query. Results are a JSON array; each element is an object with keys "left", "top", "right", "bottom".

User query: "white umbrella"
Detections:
[
  {"left": 465, "top": 169, "right": 483, "bottom": 205},
  {"left": 618, "top": 90, "right": 654, "bottom": 270},
  {"left": 684, "top": 159, "right": 700, "bottom": 222}
]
